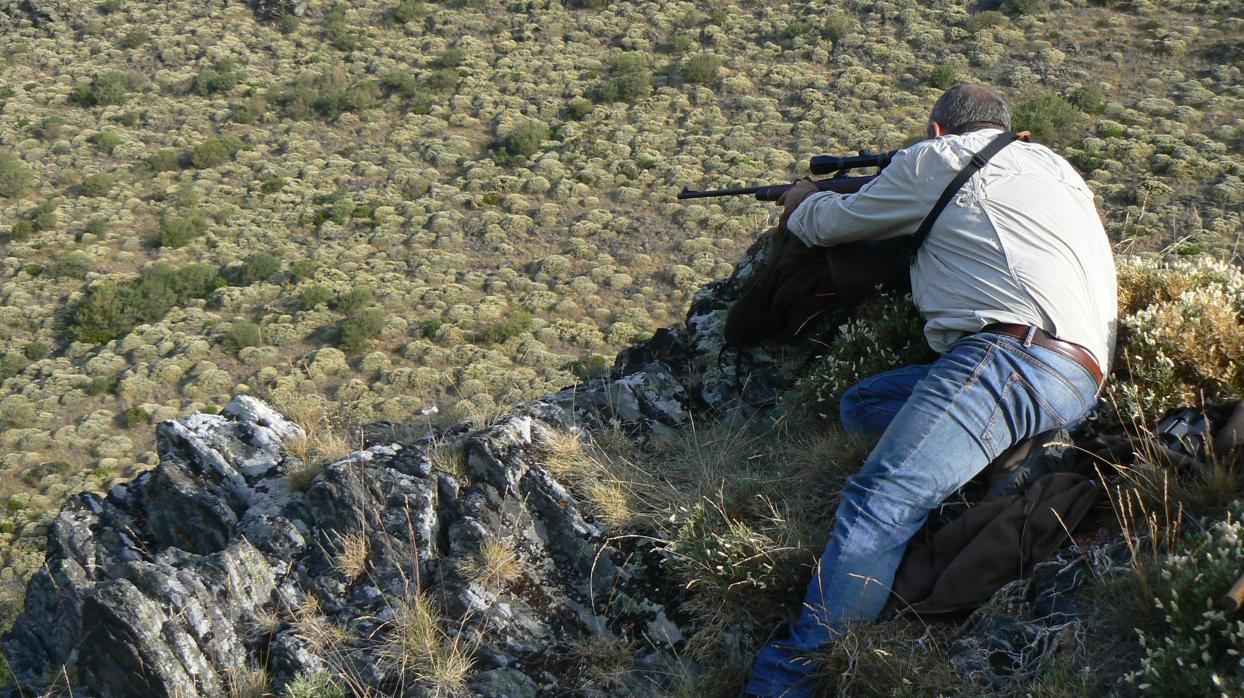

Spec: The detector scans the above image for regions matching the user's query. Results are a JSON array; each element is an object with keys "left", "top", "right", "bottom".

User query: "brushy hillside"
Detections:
[{"left": 0, "top": 0, "right": 1242, "bottom": 692}]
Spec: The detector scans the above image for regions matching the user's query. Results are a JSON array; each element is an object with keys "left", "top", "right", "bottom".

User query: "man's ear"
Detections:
[{"left": 930, "top": 121, "right": 946, "bottom": 137}]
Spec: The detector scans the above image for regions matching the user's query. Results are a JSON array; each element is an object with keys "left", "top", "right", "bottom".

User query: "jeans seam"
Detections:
[
  {"left": 996, "top": 337, "right": 1092, "bottom": 411},
  {"left": 881, "top": 340, "right": 998, "bottom": 485}
]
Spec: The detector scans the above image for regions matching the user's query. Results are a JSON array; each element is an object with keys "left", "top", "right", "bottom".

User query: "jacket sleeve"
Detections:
[{"left": 785, "top": 143, "right": 931, "bottom": 247}]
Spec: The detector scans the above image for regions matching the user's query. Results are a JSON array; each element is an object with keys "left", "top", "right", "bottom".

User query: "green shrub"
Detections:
[
  {"left": 315, "top": 80, "right": 381, "bottom": 119},
  {"left": 23, "top": 341, "right": 50, "bottom": 361},
  {"left": 1001, "top": 0, "right": 1046, "bottom": 15},
  {"left": 1124, "top": 507, "right": 1244, "bottom": 694},
  {"left": 392, "top": 0, "right": 427, "bottom": 23},
  {"left": 381, "top": 71, "right": 419, "bottom": 98},
  {"left": 1069, "top": 84, "right": 1106, "bottom": 114},
  {"left": 1012, "top": 94, "right": 1084, "bottom": 147},
  {"left": 223, "top": 320, "right": 262, "bottom": 351},
  {"left": 66, "top": 263, "right": 223, "bottom": 344},
  {"left": 189, "top": 138, "right": 236, "bottom": 168},
  {"left": 476, "top": 306, "right": 532, "bottom": 344},
  {"left": 1106, "top": 257, "right": 1244, "bottom": 428},
  {"left": 339, "top": 307, "right": 386, "bottom": 353},
  {"left": 565, "top": 96, "right": 594, "bottom": 120},
  {"left": 567, "top": 0, "right": 608, "bottom": 6},
  {"left": 324, "top": 3, "right": 359, "bottom": 51},
  {"left": 195, "top": 58, "right": 242, "bottom": 95},
  {"left": 299, "top": 284, "right": 334, "bottom": 310},
  {"left": 680, "top": 52, "right": 722, "bottom": 85},
  {"left": 157, "top": 212, "right": 209, "bottom": 248},
  {"left": 336, "top": 286, "right": 374, "bottom": 314},
  {"left": 122, "top": 406, "right": 151, "bottom": 428},
  {"left": 148, "top": 149, "right": 181, "bottom": 172},
  {"left": 260, "top": 177, "right": 287, "bottom": 194},
  {"left": 290, "top": 259, "right": 318, "bottom": 282},
  {"left": 597, "top": 53, "right": 651, "bottom": 103},
  {"left": 278, "top": 14, "right": 300, "bottom": 34},
  {"left": 566, "top": 353, "right": 612, "bottom": 382},
  {"left": 0, "top": 152, "right": 34, "bottom": 198},
  {"left": 30, "top": 201, "right": 56, "bottom": 231},
  {"left": 928, "top": 65, "right": 959, "bottom": 89},
  {"left": 497, "top": 121, "right": 548, "bottom": 162},
  {"left": 84, "top": 216, "right": 108, "bottom": 236},
  {"left": 229, "top": 253, "right": 281, "bottom": 286},
  {"left": 790, "top": 290, "right": 929, "bottom": 416},
  {"left": 52, "top": 252, "right": 91, "bottom": 279},
  {"left": 823, "top": 11, "right": 853, "bottom": 43},
  {"left": 10, "top": 220, "right": 34, "bottom": 242},
  {"left": 76, "top": 71, "right": 133, "bottom": 106},
  {"left": 80, "top": 173, "right": 114, "bottom": 197},
  {"left": 315, "top": 190, "right": 356, "bottom": 225},
  {"left": 283, "top": 671, "right": 345, "bottom": 698},
  {"left": 91, "top": 130, "right": 121, "bottom": 155},
  {"left": 85, "top": 376, "right": 118, "bottom": 396},
  {"left": 117, "top": 29, "right": 148, "bottom": 49},
  {"left": 423, "top": 68, "right": 461, "bottom": 93},
  {"left": 965, "top": 10, "right": 1008, "bottom": 33},
  {"left": 440, "top": 47, "right": 468, "bottom": 68},
  {"left": 97, "top": 0, "right": 124, "bottom": 13}
]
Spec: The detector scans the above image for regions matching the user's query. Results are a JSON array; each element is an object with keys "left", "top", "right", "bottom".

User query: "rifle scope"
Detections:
[{"left": 809, "top": 150, "right": 897, "bottom": 176}]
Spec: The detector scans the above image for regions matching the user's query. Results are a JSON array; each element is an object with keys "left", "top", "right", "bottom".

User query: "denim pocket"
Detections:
[{"left": 981, "top": 371, "right": 1079, "bottom": 461}]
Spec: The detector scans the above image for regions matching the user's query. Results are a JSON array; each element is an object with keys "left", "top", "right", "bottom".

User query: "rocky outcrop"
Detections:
[{"left": 0, "top": 239, "right": 797, "bottom": 697}]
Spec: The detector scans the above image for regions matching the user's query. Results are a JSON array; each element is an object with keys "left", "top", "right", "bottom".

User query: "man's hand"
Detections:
[{"left": 777, "top": 178, "right": 819, "bottom": 227}]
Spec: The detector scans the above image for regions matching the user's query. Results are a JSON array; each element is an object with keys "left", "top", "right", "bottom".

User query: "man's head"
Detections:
[{"left": 927, "top": 84, "right": 1011, "bottom": 138}]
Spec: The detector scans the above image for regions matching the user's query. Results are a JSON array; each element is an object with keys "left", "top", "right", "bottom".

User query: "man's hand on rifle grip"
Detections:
[{"left": 777, "top": 177, "right": 819, "bottom": 227}]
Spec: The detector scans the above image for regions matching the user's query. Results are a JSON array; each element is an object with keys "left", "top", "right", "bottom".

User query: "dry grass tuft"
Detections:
[
  {"left": 379, "top": 592, "right": 476, "bottom": 697},
  {"left": 427, "top": 436, "right": 470, "bottom": 481},
  {"left": 810, "top": 619, "right": 962, "bottom": 698},
  {"left": 330, "top": 529, "right": 371, "bottom": 580},
  {"left": 461, "top": 537, "right": 521, "bottom": 591},
  {"left": 226, "top": 663, "right": 269, "bottom": 698},
  {"left": 279, "top": 398, "right": 353, "bottom": 492}
]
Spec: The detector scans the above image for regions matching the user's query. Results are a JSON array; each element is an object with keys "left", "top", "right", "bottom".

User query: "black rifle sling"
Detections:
[{"left": 908, "top": 130, "right": 1020, "bottom": 263}]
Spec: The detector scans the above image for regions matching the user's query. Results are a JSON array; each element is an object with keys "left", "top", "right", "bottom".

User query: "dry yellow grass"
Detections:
[
  {"left": 461, "top": 538, "right": 521, "bottom": 592},
  {"left": 330, "top": 529, "right": 370, "bottom": 580}
]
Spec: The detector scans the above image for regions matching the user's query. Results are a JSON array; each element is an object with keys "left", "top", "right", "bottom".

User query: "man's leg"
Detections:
[
  {"left": 839, "top": 363, "right": 933, "bottom": 437},
  {"left": 746, "top": 334, "right": 1099, "bottom": 696}
]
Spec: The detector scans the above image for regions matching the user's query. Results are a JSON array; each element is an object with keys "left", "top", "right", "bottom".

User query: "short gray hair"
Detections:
[{"left": 929, "top": 84, "right": 1011, "bottom": 133}]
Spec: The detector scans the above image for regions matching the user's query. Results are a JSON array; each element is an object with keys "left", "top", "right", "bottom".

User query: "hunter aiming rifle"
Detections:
[
  {"left": 677, "top": 149, "right": 896, "bottom": 201},
  {"left": 677, "top": 148, "right": 911, "bottom": 347}
]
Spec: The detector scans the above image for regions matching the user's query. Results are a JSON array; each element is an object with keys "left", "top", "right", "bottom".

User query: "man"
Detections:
[{"left": 743, "top": 84, "right": 1117, "bottom": 696}]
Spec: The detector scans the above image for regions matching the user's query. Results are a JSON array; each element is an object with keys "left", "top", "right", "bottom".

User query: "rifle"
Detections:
[{"left": 676, "top": 149, "right": 896, "bottom": 201}]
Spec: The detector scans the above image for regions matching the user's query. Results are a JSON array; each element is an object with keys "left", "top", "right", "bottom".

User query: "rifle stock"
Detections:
[{"left": 677, "top": 174, "right": 875, "bottom": 202}]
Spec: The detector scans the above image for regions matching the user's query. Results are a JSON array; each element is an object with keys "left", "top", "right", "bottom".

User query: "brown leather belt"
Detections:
[{"left": 980, "top": 323, "right": 1104, "bottom": 387}]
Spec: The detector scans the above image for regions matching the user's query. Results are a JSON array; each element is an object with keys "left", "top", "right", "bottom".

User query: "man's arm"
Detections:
[{"left": 780, "top": 144, "right": 931, "bottom": 248}]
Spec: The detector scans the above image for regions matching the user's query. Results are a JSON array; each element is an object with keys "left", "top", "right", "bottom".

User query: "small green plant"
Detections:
[
  {"left": 423, "top": 68, "right": 461, "bottom": 93},
  {"left": 223, "top": 320, "right": 262, "bottom": 351},
  {"left": 928, "top": 64, "right": 960, "bottom": 89},
  {"left": 278, "top": 14, "right": 300, "bottom": 34},
  {"left": 117, "top": 29, "right": 149, "bottom": 49},
  {"left": 339, "top": 307, "right": 386, "bottom": 353},
  {"left": 52, "top": 252, "right": 91, "bottom": 279},
  {"left": 65, "top": 263, "right": 224, "bottom": 344},
  {"left": 315, "top": 189, "right": 356, "bottom": 225},
  {"left": 290, "top": 259, "right": 318, "bottom": 282},
  {"left": 74, "top": 71, "right": 133, "bottom": 106},
  {"left": 229, "top": 253, "right": 281, "bottom": 286},
  {"left": 392, "top": 0, "right": 427, "bottom": 23},
  {"left": 300, "top": 284, "right": 334, "bottom": 310},
  {"left": 1013, "top": 94, "right": 1084, "bottom": 147},
  {"left": 596, "top": 52, "right": 651, "bottom": 103},
  {"left": 496, "top": 121, "right": 548, "bottom": 162},
  {"left": 680, "top": 52, "right": 723, "bottom": 85},
  {"left": 157, "top": 212, "right": 209, "bottom": 248},
  {"left": 324, "top": 3, "right": 360, "bottom": 51},
  {"left": 282, "top": 670, "right": 345, "bottom": 698},
  {"left": 439, "top": 47, "right": 468, "bottom": 68},
  {"left": 1124, "top": 507, "right": 1244, "bottom": 694},
  {"left": 148, "top": 149, "right": 181, "bottom": 172},
  {"left": 91, "top": 130, "right": 121, "bottom": 155},
  {"left": 381, "top": 71, "right": 419, "bottom": 98},
  {"left": 336, "top": 286, "right": 374, "bottom": 314},
  {"left": 0, "top": 152, "right": 34, "bottom": 198},
  {"left": 121, "top": 406, "right": 151, "bottom": 428},
  {"left": 194, "top": 57, "right": 242, "bottom": 95},
  {"left": 823, "top": 10, "right": 853, "bottom": 43},
  {"left": 1069, "top": 84, "right": 1107, "bottom": 114},
  {"left": 565, "top": 96, "right": 594, "bottom": 120},
  {"left": 188, "top": 137, "right": 238, "bottom": 169},
  {"left": 84, "top": 216, "right": 108, "bottom": 236},
  {"left": 475, "top": 306, "right": 532, "bottom": 344},
  {"left": 80, "top": 173, "right": 115, "bottom": 197},
  {"left": 965, "top": 9, "right": 1008, "bottom": 33}
]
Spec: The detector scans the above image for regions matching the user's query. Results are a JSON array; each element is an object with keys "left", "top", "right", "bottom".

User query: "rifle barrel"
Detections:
[{"left": 677, "top": 175, "right": 875, "bottom": 201}]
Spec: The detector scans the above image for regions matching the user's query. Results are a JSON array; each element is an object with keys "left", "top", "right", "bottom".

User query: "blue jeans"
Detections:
[{"left": 745, "top": 332, "right": 1101, "bottom": 696}]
